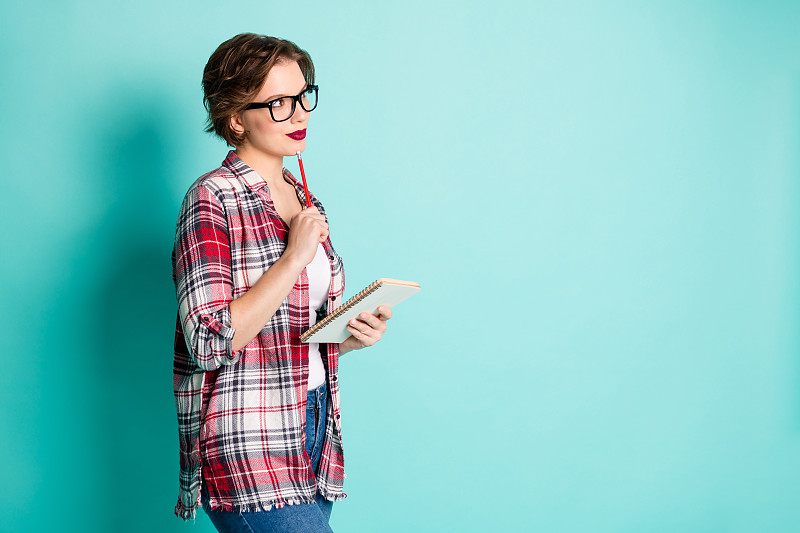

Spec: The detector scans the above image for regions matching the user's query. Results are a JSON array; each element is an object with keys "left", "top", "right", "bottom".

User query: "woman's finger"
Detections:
[
  {"left": 349, "top": 317, "right": 384, "bottom": 340},
  {"left": 348, "top": 317, "right": 371, "bottom": 333},
  {"left": 347, "top": 324, "right": 376, "bottom": 346},
  {"left": 356, "top": 312, "right": 387, "bottom": 332},
  {"left": 376, "top": 305, "right": 392, "bottom": 320},
  {"left": 295, "top": 209, "right": 326, "bottom": 224},
  {"left": 299, "top": 207, "right": 324, "bottom": 219}
]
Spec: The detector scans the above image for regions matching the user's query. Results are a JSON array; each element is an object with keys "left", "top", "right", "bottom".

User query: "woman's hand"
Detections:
[
  {"left": 339, "top": 306, "right": 393, "bottom": 355},
  {"left": 284, "top": 206, "right": 329, "bottom": 268}
]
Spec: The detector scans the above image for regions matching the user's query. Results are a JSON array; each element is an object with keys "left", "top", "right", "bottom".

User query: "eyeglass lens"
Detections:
[{"left": 271, "top": 87, "right": 318, "bottom": 121}]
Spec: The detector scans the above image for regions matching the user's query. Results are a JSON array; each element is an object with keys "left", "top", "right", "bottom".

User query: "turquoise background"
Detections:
[{"left": 2, "top": 1, "right": 799, "bottom": 531}]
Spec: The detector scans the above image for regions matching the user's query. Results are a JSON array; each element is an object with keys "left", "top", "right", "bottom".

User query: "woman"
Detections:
[{"left": 172, "top": 33, "right": 391, "bottom": 532}]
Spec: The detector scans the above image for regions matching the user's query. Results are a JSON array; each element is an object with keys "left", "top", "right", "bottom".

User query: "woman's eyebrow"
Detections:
[{"left": 263, "top": 85, "right": 309, "bottom": 102}]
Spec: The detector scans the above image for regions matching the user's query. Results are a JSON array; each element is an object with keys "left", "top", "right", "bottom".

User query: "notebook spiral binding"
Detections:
[{"left": 300, "top": 279, "right": 384, "bottom": 342}]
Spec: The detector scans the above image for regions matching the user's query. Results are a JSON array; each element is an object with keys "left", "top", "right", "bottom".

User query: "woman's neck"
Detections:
[{"left": 234, "top": 147, "right": 284, "bottom": 187}]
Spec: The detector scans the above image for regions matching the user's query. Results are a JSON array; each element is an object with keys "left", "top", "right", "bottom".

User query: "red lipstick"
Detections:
[{"left": 287, "top": 129, "right": 306, "bottom": 140}]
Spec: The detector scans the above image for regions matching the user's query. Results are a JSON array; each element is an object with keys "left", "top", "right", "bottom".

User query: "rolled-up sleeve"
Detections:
[{"left": 172, "top": 184, "right": 243, "bottom": 371}]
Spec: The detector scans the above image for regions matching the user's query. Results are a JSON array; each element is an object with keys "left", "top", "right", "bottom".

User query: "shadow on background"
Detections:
[{"left": 79, "top": 89, "right": 201, "bottom": 532}]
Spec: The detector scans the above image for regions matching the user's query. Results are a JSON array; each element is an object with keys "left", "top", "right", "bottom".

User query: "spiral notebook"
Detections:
[{"left": 300, "top": 278, "right": 421, "bottom": 343}]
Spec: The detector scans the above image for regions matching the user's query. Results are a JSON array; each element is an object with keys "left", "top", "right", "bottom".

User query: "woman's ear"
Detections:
[{"left": 230, "top": 113, "right": 245, "bottom": 137}]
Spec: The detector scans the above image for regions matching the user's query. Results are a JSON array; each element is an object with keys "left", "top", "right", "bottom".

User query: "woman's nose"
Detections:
[{"left": 292, "top": 104, "right": 309, "bottom": 122}]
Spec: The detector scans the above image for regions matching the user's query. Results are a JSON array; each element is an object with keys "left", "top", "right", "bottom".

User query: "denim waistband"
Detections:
[{"left": 307, "top": 380, "right": 327, "bottom": 398}]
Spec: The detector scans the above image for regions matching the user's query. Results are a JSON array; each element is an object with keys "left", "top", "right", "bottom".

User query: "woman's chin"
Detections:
[{"left": 287, "top": 139, "right": 306, "bottom": 154}]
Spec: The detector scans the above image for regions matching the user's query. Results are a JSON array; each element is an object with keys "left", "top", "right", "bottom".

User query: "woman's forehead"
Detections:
[{"left": 257, "top": 60, "right": 306, "bottom": 98}]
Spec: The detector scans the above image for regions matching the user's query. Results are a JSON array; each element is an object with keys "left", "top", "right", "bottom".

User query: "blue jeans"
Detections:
[{"left": 204, "top": 381, "right": 334, "bottom": 533}]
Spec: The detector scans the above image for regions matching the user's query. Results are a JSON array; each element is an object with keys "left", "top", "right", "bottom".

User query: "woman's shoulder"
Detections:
[
  {"left": 182, "top": 165, "right": 247, "bottom": 206},
  {"left": 197, "top": 164, "right": 243, "bottom": 193}
]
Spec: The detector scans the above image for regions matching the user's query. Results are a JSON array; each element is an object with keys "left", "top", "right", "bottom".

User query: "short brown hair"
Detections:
[{"left": 202, "top": 33, "right": 315, "bottom": 147}]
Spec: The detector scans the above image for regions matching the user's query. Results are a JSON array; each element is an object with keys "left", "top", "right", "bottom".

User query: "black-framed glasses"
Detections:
[{"left": 243, "top": 85, "right": 318, "bottom": 122}]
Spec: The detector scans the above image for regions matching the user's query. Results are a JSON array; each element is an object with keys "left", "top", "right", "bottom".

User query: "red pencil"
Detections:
[{"left": 296, "top": 151, "right": 312, "bottom": 208}]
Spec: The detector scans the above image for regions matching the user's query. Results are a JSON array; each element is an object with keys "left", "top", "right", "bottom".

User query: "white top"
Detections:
[{"left": 306, "top": 242, "right": 331, "bottom": 389}]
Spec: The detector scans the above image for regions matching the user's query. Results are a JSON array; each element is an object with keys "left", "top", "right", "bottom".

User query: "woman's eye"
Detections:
[{"left": 270, "top": 99, "right": 285, "bottom": 108}]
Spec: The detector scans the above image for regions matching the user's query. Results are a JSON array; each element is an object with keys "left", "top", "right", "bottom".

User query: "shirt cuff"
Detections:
[{"left": 193, "top": 305, "right": 243, "bottom": 369}]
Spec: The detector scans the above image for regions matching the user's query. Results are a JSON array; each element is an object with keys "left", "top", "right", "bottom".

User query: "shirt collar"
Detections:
[
  {"left": 221, "top": 150, "right": 310, "bottom": 204},
  {"left": 221, "top": 150, "right": 274, "bottom": 192}
]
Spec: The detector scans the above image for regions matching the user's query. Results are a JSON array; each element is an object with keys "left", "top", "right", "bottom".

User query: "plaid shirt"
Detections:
[{"left": 172, "top": 151, "right": 346, "bottom": 519}]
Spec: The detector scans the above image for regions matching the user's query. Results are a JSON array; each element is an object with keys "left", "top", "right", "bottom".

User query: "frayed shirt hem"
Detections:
[
  {"left": 175, "top": 500, "right": 200, "bottom": 522},
  {"left": 199, "top": 492, "right": 347, "bottom": 515}
]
